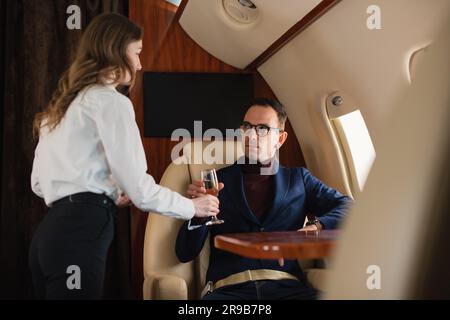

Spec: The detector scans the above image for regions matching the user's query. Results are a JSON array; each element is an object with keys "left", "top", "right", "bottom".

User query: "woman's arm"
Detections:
[{"left": 94, "top": 93, "right": 196, "bottom": 220}]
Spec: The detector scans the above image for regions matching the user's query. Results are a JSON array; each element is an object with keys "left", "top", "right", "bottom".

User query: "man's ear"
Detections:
[
  {"left": 277, "top": 131, "right": 288, "bottom": 149},
  {"left": 275, "top": 131, "right": 288, "bottom": 149}
]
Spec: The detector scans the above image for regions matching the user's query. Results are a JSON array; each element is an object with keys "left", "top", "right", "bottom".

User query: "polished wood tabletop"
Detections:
[{"left": 214, "top": 230, "right": 339, "bottom": 260}]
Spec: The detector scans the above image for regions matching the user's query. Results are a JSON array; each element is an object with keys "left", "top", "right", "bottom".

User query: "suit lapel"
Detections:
[
  {"left": 262, "top": 165, "right": 290, "bottom": 226},
  {"left": 222, "top": 164, "right": 261, "bottom": 225}
]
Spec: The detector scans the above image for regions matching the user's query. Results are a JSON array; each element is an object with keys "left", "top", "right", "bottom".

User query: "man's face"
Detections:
[{"left": 241, "top": 105, "right": 288, "bottom": 163}]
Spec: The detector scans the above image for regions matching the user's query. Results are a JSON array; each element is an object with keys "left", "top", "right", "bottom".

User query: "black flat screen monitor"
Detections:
[{"left": 143, "top": 72, "right": 254, "bottom": 138}]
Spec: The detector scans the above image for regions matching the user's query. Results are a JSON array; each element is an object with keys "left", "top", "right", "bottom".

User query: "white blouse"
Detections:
[{"left": 31, "top": 84, "right": 195, "bottom": 220}]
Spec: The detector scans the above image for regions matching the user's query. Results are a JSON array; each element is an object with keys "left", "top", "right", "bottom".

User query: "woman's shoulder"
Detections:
[
  {"left": 80, "top": 84, "right": 132, "bottom": 109},
  {"left": 82, "top": 84, "right": 128, "bottom": 99}
]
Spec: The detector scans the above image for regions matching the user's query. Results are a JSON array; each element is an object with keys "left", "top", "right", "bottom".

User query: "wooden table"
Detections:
[{"left": 214, "top": 230, "right": 339, "bottom": 260}]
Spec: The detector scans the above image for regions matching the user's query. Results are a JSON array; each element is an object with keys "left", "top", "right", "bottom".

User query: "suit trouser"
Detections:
[
  {"left": 29, "top": 192, "right": 116, "bottom": 300},
  {"left": 202, "top": 279, "right": 318, "bottom": 300}
]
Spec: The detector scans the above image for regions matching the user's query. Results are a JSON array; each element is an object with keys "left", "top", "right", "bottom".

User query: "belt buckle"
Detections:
[
  {"left": 201, "top": 281, "right": 213, "bottom": 298},
  {"left": 246, "top": 269, "right": 253, "bottom": 281}
]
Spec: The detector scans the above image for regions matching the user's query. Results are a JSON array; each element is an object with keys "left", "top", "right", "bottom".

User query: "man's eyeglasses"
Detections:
[{"left": 241, "top": 121, "right": 284, "bottom": 137}]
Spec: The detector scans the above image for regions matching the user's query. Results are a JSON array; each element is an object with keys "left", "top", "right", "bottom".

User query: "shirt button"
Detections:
[{"left": 103, "top": 200, "right": 107, "bottom": 204}]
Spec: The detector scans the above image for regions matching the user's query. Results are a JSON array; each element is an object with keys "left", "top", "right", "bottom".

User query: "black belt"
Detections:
[{"left": 52, "top": 192, "right": 117, "bottom": 210}]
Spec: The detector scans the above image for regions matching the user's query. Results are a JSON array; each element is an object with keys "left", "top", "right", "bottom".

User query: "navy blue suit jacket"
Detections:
[{"left": 176, "top": 162, "right": 352, "bottom": 283}]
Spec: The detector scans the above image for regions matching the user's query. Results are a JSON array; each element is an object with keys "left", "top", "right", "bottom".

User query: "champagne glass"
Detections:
[{"left": 200, "top": 169, "right": 224, "bottom": 225}]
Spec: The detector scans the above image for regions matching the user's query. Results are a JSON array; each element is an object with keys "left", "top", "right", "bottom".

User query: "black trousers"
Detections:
[
  {"left": 203, "top": 279, "right": 318, "bottom": 300},
  {"left": 29, "top": 192, "right": 116, "bottom": 300}
]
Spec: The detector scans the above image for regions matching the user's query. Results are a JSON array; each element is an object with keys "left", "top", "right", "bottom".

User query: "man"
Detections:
[{"left": 176, "top": 98, "right": 352, "bottom": 300}]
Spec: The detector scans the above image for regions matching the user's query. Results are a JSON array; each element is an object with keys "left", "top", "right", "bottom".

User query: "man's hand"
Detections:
[
  {"left": 116, "top": 193, "right": 132, "bottom": 208},
  {"left": 298, "top": 224, "right": 319, "bottom": 232},
  {"left": 187, "top": 180, "right": 225, "bottom": 198}
]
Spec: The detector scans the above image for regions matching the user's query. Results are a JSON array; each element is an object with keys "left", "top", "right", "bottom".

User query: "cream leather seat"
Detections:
[{"left": 143, "top": 141, "right": 327, "bottom": 299}]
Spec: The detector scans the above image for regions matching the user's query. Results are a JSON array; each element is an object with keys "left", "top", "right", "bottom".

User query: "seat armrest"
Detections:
[{"left": 143, "top": 273, "right": 188, "bottom": 300}]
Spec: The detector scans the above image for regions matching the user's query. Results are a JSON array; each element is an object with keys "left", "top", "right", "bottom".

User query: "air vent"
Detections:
[{"left": 222, "top": 0, "right": 259, "bottom": 24}]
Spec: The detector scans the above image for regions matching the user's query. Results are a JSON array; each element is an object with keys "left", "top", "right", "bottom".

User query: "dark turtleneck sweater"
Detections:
[{"left": 241, "top": 159, "right": 275, "bottom": 223}]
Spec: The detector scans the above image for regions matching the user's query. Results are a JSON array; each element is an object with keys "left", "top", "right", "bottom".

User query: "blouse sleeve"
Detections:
[{"left": 93, "top": 93, "right": 195, "bottom": 220}]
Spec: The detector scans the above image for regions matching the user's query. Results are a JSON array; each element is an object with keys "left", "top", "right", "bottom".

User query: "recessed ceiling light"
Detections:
[
  {"left": 238, "top": 0, "right": 257, "bottom": 9},
  {"left": 223, "top": 0, "right": 259, "bottom": 24}
]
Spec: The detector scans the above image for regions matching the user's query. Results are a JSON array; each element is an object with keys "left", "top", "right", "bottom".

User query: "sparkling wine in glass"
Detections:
[{"left": 201, "top": 169, "right": 224, "bottom": 225}]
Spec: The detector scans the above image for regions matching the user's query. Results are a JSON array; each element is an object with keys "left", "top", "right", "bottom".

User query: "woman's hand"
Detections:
[
  {"left": 192, "top": 195, "right": 220, "bottom": 218},
  {"left": 116, "top": 193, "right": 132, "bottom": 208},
  {"left": 187, "top": 180, "right": 224, "bottom": 198}
]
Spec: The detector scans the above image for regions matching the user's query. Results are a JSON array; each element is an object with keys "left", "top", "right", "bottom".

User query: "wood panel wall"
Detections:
[{"left": 128, "top": 0, "right": 305, "bottom": 299}]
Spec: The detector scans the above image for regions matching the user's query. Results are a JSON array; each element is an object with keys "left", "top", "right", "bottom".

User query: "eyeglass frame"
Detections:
[{"left": 240, "top": 121, "right": 284, "bottom": 137}]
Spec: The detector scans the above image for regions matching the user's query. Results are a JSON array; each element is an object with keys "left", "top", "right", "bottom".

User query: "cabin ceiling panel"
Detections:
[{"left": 179, "top": 0, "right": 322, "bottom": 69}]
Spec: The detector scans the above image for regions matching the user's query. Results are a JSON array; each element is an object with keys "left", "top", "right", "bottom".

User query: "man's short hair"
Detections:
[{"left": 246, "top": 97, "right": 287, "bottom": 128}]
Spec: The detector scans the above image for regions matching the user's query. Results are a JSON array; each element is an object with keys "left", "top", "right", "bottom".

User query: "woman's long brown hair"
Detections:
[{"left": 33, "top": 13, "right": 142, "bottom": 138}]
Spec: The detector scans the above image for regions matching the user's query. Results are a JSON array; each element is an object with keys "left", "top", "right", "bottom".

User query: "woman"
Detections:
[{"left": 29, "top": 13, "right": 219, "bottom": 299}]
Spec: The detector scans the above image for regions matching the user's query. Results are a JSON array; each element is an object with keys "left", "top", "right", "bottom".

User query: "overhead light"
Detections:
[{"left": 223, "top": 0, "right": 259, "bottom": 24}]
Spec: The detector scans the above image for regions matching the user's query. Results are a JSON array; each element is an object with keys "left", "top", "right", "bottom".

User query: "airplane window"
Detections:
[{"left": 332, "top": 110, "right": 376, "bottom": 193}]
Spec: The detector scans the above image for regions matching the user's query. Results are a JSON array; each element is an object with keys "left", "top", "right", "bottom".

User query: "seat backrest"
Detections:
[
  {"left": 322, "top": 19, "right": 450, "bottom": 299},
  {"left": 143, "top": 140, "right": 243, "bottom": 299}
]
